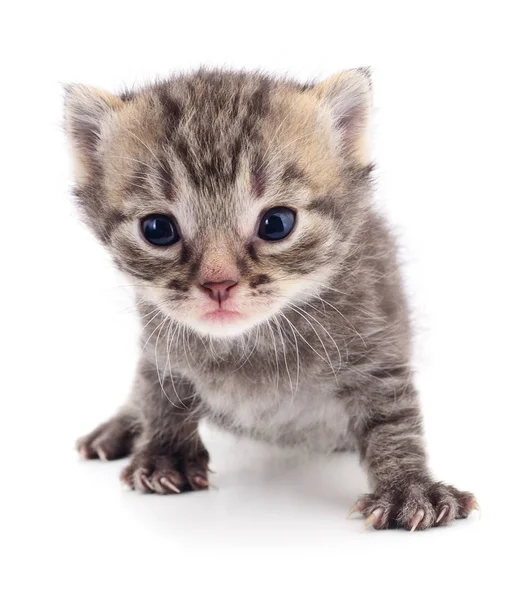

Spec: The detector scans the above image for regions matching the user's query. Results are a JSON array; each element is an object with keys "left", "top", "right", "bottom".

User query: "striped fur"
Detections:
[{"left": 68, "top": 68, "right": 475, "bottom": 529}]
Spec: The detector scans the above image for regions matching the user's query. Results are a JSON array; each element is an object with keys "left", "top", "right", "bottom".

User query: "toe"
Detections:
[
  {"left": 151, "top": 471, "right": 186, "bottom": 494},
  {"left": 95, "top": 446, "right": 108, "bottom": 461},
  {"left": 470, "top": 499, "right": 481, "bottom": 519},
  {"left": 159, "top": 477, "right": 181, "bottom": 494},
  {"left": 120, "top": 464, "right": 134, "bottom": 488},
  {"left": 187, "top": 471, "right": 209, "bottom": 491},
  {"left": 77, "top": 444, "right": 90, "bottom": 459},
  {"left": 347, "top": 501, "right": 364, "bottom": 519},
  {"left": 435, "top": 505, "right": 449, "bottom": 525},
  {"left": 185, "top": 460, "right": 210, "bottom": 491},
  {"left": 441, "top": 486, "right": 478, "bottom": 519},
  {"left": 131, "top": 468, "right": 154, "bottom": 493},
  {"left": 77, "top": 441, "right": 99, "bottom": 460},
  {"left": 409, "top": 509, "right": 425, "bottom": 533},
  {"left": 363, "top": 508, "right": 385, "bottom": 530}
]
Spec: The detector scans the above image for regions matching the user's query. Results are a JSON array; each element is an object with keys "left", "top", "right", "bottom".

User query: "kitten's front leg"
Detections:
[
  {"left": 350, "top": 378, "right": 478, "bottom": 530},
  {"left": 121, "top": 356, "right": 210, "bottom": 494}
]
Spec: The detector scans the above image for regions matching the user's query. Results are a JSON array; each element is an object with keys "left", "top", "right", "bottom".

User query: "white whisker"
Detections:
[
  {"left": 266, "top": 321, "right": 280, "bottom": 393},
  {"left": 292, "top": 304, "right": 343, "bottom": 371},
  {"left": 287, "top": 305, "right": 336, "bottom": 378},
  {"left": 272, "top": 315, "right": 294, "bottom": 400},
  {"left": 278, "top": 310, "right": 300, "bottom": 397}
]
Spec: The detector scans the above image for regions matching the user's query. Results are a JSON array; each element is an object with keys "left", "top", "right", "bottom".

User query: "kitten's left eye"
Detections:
[
  {"left": 258, "top": 207, "right": 296, "bottom": 241},
  {"left": 141, "top": 214, "right": 180, "bottom": 246}
]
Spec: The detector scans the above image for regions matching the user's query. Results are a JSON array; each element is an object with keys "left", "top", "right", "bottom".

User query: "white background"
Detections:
[{"left": 2, "top": 1, "right": 528, "bottom": 598}]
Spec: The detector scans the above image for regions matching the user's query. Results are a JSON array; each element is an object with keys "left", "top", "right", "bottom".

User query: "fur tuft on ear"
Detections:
[
  {"left": 63, "top": 84, "right": 123, "bottom": 182},
  {"left": 313, "top": 68, "right": 372, "bottom": 166}
]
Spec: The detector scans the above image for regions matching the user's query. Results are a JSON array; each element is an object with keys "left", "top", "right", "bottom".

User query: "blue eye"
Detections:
[
  {"left": 141, "top": 214, "right": 179, "bottom": 246},
  {"left": 258, "top": 207, "right": 296, "bottom": 241}
]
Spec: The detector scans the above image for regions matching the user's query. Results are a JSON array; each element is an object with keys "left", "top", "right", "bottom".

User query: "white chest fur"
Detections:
[{"left": 193, "top": 375, "right": 351, "bottom": 452}]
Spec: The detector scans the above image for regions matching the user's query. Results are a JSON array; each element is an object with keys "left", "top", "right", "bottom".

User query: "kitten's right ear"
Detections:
[{"left": 63, "top": 84, "right": 123, "bottom": 182}]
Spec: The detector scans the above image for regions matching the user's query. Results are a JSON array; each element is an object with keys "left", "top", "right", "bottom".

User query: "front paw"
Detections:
[
  {"left": 350, "top": 481, "right": 479, "bottom": 531},
  {"left": 76, "top": 414, "right": 138, "bottom": 461},
  {"left": 121, "top": 448, "right": 210, "bottom": 495}
]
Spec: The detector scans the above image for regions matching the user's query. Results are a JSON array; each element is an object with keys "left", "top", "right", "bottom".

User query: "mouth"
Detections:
[{"left": 201, "top": 309, "right": 242, "bottom": 324}]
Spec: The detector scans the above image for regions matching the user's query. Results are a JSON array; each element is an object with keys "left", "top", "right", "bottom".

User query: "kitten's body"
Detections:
[
  {"left": 146, "top": 307, "right": 354, "bottom": 452},
  {"left": 68, "top": 68, "right": 476, "bottom": 530},
  {"left": 138, "top": 210, "right": 404, "bottom": 453}
]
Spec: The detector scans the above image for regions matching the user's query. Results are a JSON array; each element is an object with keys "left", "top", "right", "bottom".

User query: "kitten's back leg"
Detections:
[{"left": 76, "top": 406, "right": 140, "bottom": 461}]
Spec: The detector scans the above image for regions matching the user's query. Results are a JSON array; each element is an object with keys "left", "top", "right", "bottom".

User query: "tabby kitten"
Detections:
[{"left": 67, "top": 68, "right": 477, "bottom": 530}]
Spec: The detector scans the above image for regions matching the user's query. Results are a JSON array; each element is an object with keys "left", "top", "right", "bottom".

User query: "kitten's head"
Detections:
[{"left": 64, "top": 69, "right": 372, "bottom": 337}]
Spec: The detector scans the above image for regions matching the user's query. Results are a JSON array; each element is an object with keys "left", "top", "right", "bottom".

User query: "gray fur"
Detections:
[{"left": 68, "top": 68, "right": 476, "bottom": 530}]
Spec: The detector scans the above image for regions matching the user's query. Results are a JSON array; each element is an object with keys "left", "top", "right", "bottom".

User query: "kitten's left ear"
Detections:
[
  {"left": 313, "top": 68, "right": 372, "bottom": 166},
  {"left": 63, "top": 84, "right": 124, "bottom": 182}
]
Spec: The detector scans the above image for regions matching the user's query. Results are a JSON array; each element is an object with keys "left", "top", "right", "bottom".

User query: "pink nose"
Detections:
[{"left": 199, "top": 280, "right": 238, "bottom": 304}]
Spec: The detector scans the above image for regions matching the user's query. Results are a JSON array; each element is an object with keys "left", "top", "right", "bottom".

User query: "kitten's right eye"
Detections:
[{"left": 141, "top": 214, "right": 180, "bottom": 246}]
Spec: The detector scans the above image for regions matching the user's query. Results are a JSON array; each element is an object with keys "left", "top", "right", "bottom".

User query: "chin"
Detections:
[
  {"left": 184, "top": 307, "right": 276, "bottom": 339},
  {"left": 190, "top": 314, "right": 259, "bottom": 338}
]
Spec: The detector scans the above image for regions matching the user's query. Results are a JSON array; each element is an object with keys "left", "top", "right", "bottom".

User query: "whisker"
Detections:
[
  {"left": 316, "top": 296, "right": 367, "bottom": 348},
  {"left": 278, "top": 309, "right": 328, "bottom": 372},
  {"left": 154, "top": 314, "right": 177, "bottom": 406},
  {"left": 229, "top": 324, "right": 261, "bottom": 374},
  {"left": 165, "top": 320, "right": 189, "bottom": 410},
  {"left": 272, "top": 315, "right": 294, "bottom": 400},
  {"left": 278, "top": 310, "right": 300, "bottom": 397},
  {"left": 292, "top": 304, "right": 343, "bottom": 371},
  {"left": 266, "top": 321, "right": 280, "bottom": 393},
  {"left": 287, "top": 305, "right": 336, "bottom": 378}
]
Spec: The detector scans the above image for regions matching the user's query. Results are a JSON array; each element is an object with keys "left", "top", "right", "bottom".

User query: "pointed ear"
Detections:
[
  {"left": 313, "top": 68, "right": 372, "bottom": 166},
  {"left": 63, "top": 84, "right": 123, "bottom": 182}
]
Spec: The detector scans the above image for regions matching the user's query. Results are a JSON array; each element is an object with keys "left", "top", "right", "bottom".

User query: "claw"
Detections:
[
  {"left": 140, "top": 473, "right": 155, "bottom": 491},
  {"left": 193, "top": 475, "right": 209, "bottom": 489},
  {"left": 409, "top": 509, "right": 425, "bottom": 533},
  {"left": 363, "top": 508, "right": 383, "bottom": 530},
  {"left": 347, "top": 502, "right": 363, "bottom": 519},
  {"left": 470, "top": 499, "right": 482, "bottom": 519},
  {"left": 435, "top": 506, "right": 448, "bottom": 524},
  {"left": 160, "top": 477, "right": 181, "bottom": 494},
  {"left": 95, "top": 447, "right": 108, "bottom": 461}
]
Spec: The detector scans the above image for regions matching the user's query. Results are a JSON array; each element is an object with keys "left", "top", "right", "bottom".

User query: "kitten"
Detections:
[{"left": 66, "top": 68, "right": 477, "bottom": 530}]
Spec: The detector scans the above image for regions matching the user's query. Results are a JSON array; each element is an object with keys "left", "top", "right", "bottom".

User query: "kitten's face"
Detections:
[{"left": 65, "top": 70, "right": 371, "bottom": 337}]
